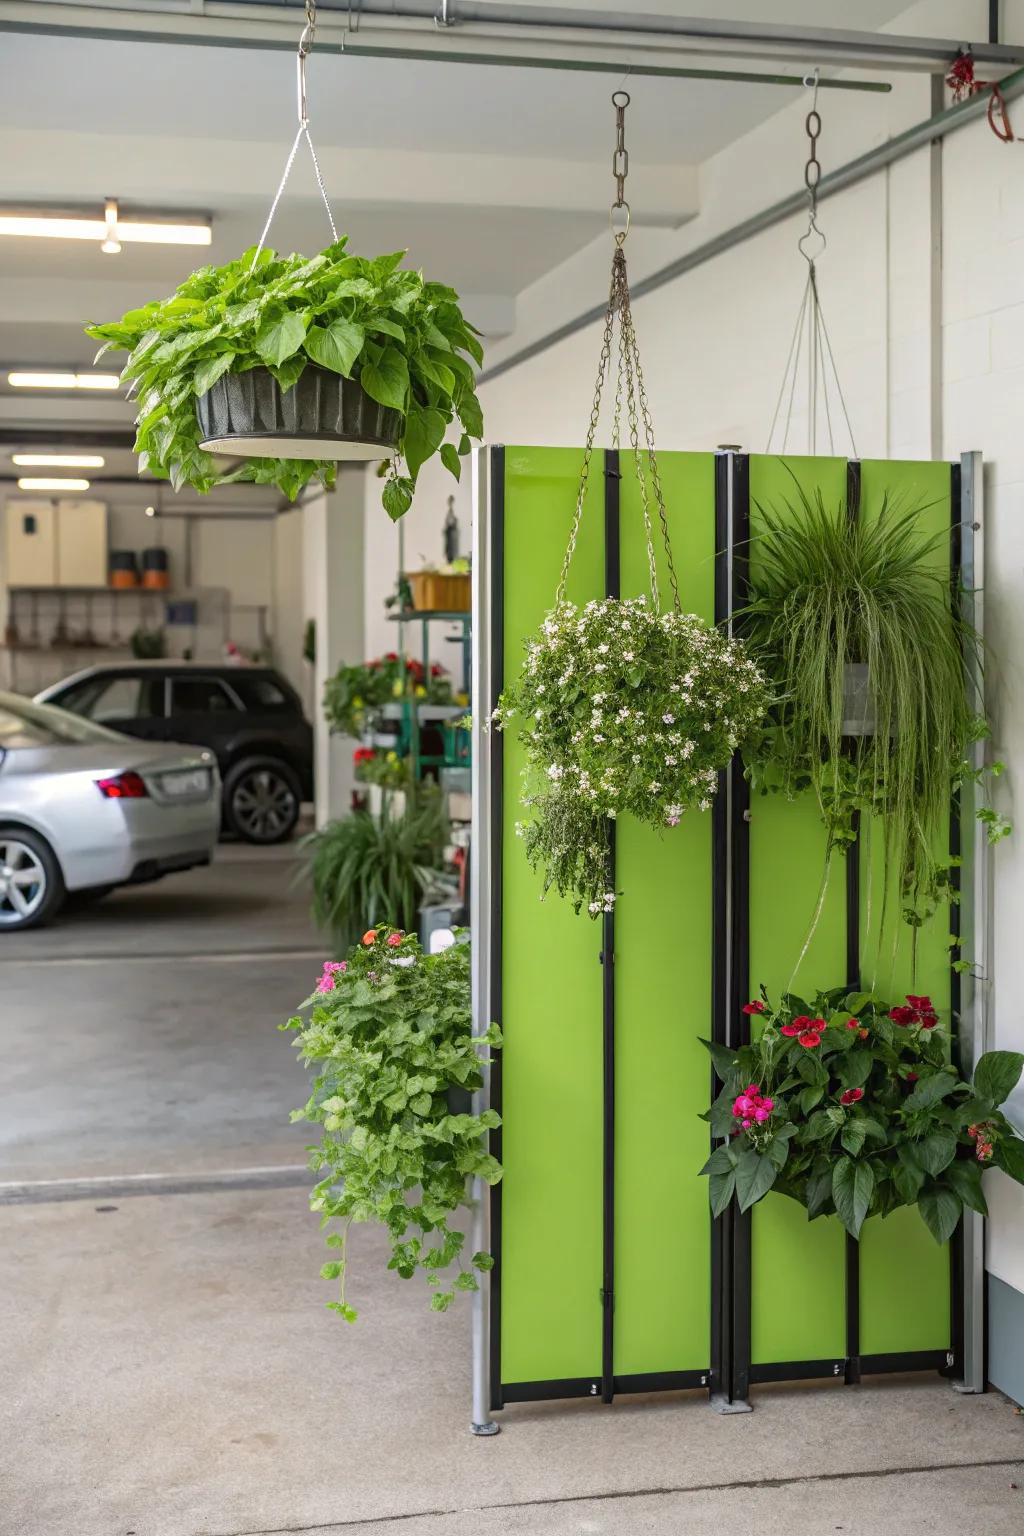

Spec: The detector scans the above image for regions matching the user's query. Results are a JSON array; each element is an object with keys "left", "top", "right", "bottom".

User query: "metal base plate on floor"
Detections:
[
  {"left": 470, "top": 1420, "right": 501, "bottom": 1437},
  {"left": 710, "top": 1393, "right": 753, "bottom": 1415}
]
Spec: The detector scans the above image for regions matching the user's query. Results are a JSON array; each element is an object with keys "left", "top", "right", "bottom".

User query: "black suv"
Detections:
[{"left": 37, "top": 663, "right": 313, "bottom": 844}]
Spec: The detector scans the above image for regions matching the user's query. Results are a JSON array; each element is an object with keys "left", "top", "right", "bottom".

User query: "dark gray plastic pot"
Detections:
[{"left": 197, "top": 364, "right": 402, "bottom": 462}]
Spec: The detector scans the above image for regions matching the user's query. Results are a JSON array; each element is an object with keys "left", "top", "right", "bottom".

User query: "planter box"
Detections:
[
  {"left": 404, "top": 571, "right": 471, "bottom": 612},
  {"left": 197, "top": 365, "right": 401, "bottom": 461}
]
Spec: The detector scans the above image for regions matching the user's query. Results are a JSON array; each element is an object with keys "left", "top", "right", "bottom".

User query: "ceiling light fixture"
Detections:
[
  {"left": 12, "top": 453, "right": 106, "bottom": 468},
  {"left": 0, "top": 205, "right": 212, "bottom": 249},
  {"left": 17, "top": 477, "right": 91, "bottom": 491},
  {"left": 7, "top": 372, "right": 120, "bottom": 390}
]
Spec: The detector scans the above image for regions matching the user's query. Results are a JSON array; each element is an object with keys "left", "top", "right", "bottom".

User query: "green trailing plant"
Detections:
[
  {"left": 282, "top": 926, "right": 502, "bottom": 1320},
  {"left": 702, "top": 988, "right": 1024, "bottom": 1242},
  {"left": 740, "top": 487, "right": 1008, "bottom": 959},
  {"left": 493, "top": 595, "right": 770, "bottom": 916},
  {"left": 305, "top": 788, "right": 447, "bottom": 947},
  {"left": 85, "top": 239, "right": 484, "bottom": 512}
]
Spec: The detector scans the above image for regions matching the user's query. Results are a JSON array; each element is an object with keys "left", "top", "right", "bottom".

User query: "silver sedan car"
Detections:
[{"left": 0, "top": 690, "right": 220, "bottom": 931}]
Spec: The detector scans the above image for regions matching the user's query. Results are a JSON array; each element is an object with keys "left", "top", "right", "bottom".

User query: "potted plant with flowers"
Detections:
[
  {"left": 701, "top": 988, "right": 1024, "bottom": 1242},
  {"left": 283, "top": 927, "right": 501, "bottom": 1321}
]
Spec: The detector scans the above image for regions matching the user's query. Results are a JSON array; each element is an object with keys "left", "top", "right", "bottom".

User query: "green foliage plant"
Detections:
[
  {"left": 85, "top": 239, "right": 483, "bottom": 513},
  {"left": 324, "top": 652, "right": 451, "bottom": 739},
  {"left": 305, "top": 788, "right": 447, "bottom": 948},
  {"left": 493, "top": 595, "right": 770, "bottom": 915},
  {"left": 701, "top": 988, "right": 1024, "bottom": 1242},
  {"left": 282, "top": 927, "right": 502, "bottom": 1321},
  {"left": 740, "top": 486, "right": 1009, "bottom": 957}
]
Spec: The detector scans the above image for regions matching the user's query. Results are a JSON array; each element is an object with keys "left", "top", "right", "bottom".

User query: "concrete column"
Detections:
[{"left": 304, "top": 468, "right": 366, "bottom": 828}]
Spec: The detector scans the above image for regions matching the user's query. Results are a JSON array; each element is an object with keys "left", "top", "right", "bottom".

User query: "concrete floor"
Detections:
[{"left": 1, "top": 847, "right": 1022, "bottom": 1536}]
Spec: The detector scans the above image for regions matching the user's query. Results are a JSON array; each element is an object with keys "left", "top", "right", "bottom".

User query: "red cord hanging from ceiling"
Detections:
[{"left": 945, "top": 50, "right": 1015, "bottom": 142}]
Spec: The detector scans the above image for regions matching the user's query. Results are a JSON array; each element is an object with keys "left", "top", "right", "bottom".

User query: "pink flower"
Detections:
[
  {"left": 386, "top": 932, "right": 403, "bottom": 948},
  {"left": 760, "top": 1098, "right": 774, "bottom": 1113},
  {"left": 742, "top": 1000, "right": 766, "bottom": 1015},
  {"left": 754, "top": 1106, "right": 771, "bottom": 1123},
  {"left": 741, "top": 1117, "right": 752, "bottom": 1128},
  {"left": 316, "top": 974, "right": 335, "bottom": 993},
  {"left": 324, "top": 960, "right": 347, "bottom": 974},
  {"left": 845, "top": 1018, "right": 860, "bottom": 1031}
]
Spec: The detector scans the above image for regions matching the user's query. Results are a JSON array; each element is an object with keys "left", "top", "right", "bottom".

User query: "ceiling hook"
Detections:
[{"left": 435, "top": 0, "right": 456, "bottom": 27}]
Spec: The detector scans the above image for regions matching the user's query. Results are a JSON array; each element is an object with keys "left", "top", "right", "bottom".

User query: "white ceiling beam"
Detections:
[{"left": 0, "top": 130, "right": 699, "bottom": 229}]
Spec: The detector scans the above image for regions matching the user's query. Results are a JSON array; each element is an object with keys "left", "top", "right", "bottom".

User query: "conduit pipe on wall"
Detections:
[{"left": 478, "top": 63, "right": 1024, "bottom": 386}]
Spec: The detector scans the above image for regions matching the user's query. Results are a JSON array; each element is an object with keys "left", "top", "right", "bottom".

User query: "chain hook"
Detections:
[
  {"left": 610, "top": 90, "right": 631, "bottom": 246},
  {"left": 297, "top": 0, "right": 317, "bottom": 124}
]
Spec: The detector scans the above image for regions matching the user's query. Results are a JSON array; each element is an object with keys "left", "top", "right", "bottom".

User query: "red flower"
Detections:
[
  {"left": 845, "top": 1018, "right": 860, "bottom": 1030},
  {"left": 386, "top": 932, "right": 403, "bottom": 948},
  {"left": 743, "top": 1000, "right": 766, "bottom": 1015},
  {"left": 353, "top": 747, "right": 376, "bottom": 764},
  {"left": 919, "top": 1012, "right": 939, "bottom": 1029},
  {"left": 890, "top": 1005, "right": 916, "bottom": 1026},
  {"left": 362, "top": 930, "right": 378, "bottom": 946},
  {"left": 383, "top": 652, "right": 399, "bottom": 663},
  {"left": 904, "top": 1071, "right": 919, "bottom": 1082},
  {"left": 858, "top": 1027, "right": 869, "bottom": 1041},
  {"left": 799, "top": 1030, "right": 823, "bottom": 1048},
  {"left": 430, "top": 662, "right": 447, "bottom": 678},
  {"left": 906, "top": 995, "right": 932, "bottom": 1010},
  {"left": 781, "top": 1014, "right": 811, "bottom": 1038},
  {"left": 840, "top": 1087, "right": 864, "bottom": 1106}
]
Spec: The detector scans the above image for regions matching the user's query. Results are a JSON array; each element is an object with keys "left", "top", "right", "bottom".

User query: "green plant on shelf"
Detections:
[
  {"left": 304, "top": 785, "right": 448, "bottom": 948},
  {"left": 85, "top": 239, "right": 483, "bottom": 512},
  {"left": 323, "top": 653, "right": 452, "bottom": 739},
  {"left": 701, "top": 988, "right": 1024, "bottom": 1243},
  {"left": 738, "top": 484, "right": 1010, "bottom": 967},
  {"left": 353, "top": 745, "right": 410, "bottom": 791},
  {"left": 129, "top": 626, "right": 166, "bottom": 660},
  {"left": 281, "top": 927, "right": 501, "bottom": 1322}
]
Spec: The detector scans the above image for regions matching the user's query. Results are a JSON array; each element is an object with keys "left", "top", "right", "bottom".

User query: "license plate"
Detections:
[{"left": 161, "top": 768, "right": 209, "bottom": 797}]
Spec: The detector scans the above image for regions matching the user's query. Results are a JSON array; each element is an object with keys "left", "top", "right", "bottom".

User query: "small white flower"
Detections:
[
  {"left": 547, "top": 764, "right": 564, "bottom": 781},
  {"left": 598, "top": 643, "right": 610, "bottom": 655},
  {"left": 662, "top": 713, "right": 675, "bottom": 725}
]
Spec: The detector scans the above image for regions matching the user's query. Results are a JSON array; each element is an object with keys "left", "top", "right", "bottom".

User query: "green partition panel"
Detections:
[
  {"left": 614, "top": 453, "right": 715, "bottom": 1380},
  {"left": 744, "top": 453, "right": 956, "bottom": 1382},
  {"left": 500, "top": 447, "right": 605, "bottom": 1388},
  {"left": 494, "top": 446, "right": 718, "bottom": 1400},
  {"left": 486, "top": 446, "right": 963, "bottom": 1410}
]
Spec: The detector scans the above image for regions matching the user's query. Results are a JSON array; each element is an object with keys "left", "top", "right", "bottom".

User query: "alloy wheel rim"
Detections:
[
  {"left": 232, "top": 769, "right": 296, "bottom": 841},
  {"left": 0, "top": 839, "right": 47, "bottom": 925}
]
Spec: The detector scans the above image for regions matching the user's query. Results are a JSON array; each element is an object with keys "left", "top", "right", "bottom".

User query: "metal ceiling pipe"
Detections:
[
  {"left": 3, "top": 2, "right": 1022, "bottom": 75},
  {"left": 478, "top": 61, "right": 1024, "bottom": 386}
]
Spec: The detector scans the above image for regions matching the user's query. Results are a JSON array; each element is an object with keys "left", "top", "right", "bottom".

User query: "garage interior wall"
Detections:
[{"left": 365, "top": 0, "right": 1024, "bottom": 1395}]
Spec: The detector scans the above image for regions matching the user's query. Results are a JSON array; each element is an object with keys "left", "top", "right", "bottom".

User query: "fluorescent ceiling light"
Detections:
[
  {"left": 8, "top": 372, "right": 120, "bottom": 390},
  {"left": 12, "top": 453, "right": 106, "bottom": 468},
  {"left": 0, "top": 203, "right": 211, "bottom": 248},
  {"left": 17, "top": 477, "right": 91, "bottom": 491}
]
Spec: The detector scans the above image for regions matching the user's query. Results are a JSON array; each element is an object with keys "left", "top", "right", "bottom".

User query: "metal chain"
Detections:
[
  {"left": 557, "top": 93, "right": 681, "bottom": 613},
  {"left": 250, "top": 0, "right": 338, "bottom": 271}
]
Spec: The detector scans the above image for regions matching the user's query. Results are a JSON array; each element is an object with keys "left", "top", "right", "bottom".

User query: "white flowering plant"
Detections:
[{"left": 493, "top": 596, "right": 771, "bottom": 914}]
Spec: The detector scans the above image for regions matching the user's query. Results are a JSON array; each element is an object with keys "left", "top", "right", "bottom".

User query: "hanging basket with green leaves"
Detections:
[{"left": 84, "top": 3, "right": 482, "bottom": 515}]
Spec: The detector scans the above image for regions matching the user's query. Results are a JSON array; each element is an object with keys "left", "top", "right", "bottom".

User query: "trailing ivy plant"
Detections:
[
  {"left": 493, "top": 595, "right": 770, "bottom": 916},
  {"left": 702, "top": 988, "right": 1024, "bottom": 1243},
  {"left": 85, "top": 239, "right": 483, "bottom": 513},
  {"left": 282, "top": 927, "right": 501, "bottom": 1320},
  {"left": 304, "top": 788, "right": 447, "bottom": 948},
  {"left": 739, "top": 486, "right": 1009, "bottom": 957}
]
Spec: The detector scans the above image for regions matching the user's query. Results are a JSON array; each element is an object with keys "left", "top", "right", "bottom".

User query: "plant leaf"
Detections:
[
  {"left": 253, "top": 310, "right": 309, "bottom": 368},
  {"left": 832, "top": 1155, "right": 874, "bottom": 1238},
  {"left": 904, "top": 1071, "right": 957, "bottom": 1111},
  {"left": 440, "top": 442, "right": 461, "bottom": 481},
  {"left": 945, "top": 1159, "right": 989, "bottom": 1216},
  {"left": 973, "top": 1050, "right": 1024, "bottom": 1107},
  {"left": 708, "top": 1167, "right": 737, "bottom": 1218},
  {"left": 918, "top": 1185, "right": 962, "bottom": 1244},
  {"left": 192, "top": 352, "right": 234, "bottom": 397},
  {"left": 403, "top": 406, "right": 447, "bottom": 482},
  {"left": 305, "top": 318, "right": 365, "bottom": 377},
  {"left": 909, "top": 1131, "right": 957, "bottom": 1177},
  {"left": 734, "top": 1146, "right": 778, "bottom": 1212},
  {"left": 362, "top": 346, "right": 410, "bottom": 410}
]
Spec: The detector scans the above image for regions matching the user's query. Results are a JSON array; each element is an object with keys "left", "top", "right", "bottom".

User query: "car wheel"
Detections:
[
  {"left": 0, "top": 827, "right": 66, "bottom": 932},
  {"left": 223, "top": 758, "right": 301, "bottom": 845}
]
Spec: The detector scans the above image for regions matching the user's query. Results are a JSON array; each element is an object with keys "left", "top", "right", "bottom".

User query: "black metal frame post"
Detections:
[
  {"left": 600, "top": 449, "right": 621, "bottom": 1404},
  {"left": 844, "top": 459, "right": 863, "bottom": 1386},
  {"left": 710, "top": 452, "right": 732, "bottom": 1404},
  {"left": 487, "top": 446, "right": 506, "bottom": 1413}
]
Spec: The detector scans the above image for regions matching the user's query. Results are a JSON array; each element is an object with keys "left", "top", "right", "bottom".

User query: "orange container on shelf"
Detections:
[
  {"left": 142, "top": 547, "right": 169, "bottom": 591},
  {"left": 405, "top": 570, "right": 471, "bottom": 613},
  {"left": 142, "top": 569, "right": 169, "bottom": 591},
  {"left": 109, "top": 551, "right": 139, "bottom": 589}
]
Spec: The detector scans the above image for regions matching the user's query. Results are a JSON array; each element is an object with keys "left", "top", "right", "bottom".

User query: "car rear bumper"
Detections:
[{"left": 63, "top": 798, "right": 221, "bottom": 891}]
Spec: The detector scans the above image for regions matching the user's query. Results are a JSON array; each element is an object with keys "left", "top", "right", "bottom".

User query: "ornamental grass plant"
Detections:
[{"left": 739, "top": 485, "right": 1003, "bottom": 955}]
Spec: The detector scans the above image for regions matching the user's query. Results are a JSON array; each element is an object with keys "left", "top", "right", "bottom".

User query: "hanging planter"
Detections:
[
  {"left": 84, "top": 3, "right": 482, "bottom": 515},
  {"left": 739, "top": 486, "right": 1007, "bottom": 938},
  {"left": 493, "top": 94, "right": 770, "bottom": 917}
]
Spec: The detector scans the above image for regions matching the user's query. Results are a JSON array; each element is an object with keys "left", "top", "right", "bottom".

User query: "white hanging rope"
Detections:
[{"left": 250, "top": 0, "right": 338, "bottom": 271}]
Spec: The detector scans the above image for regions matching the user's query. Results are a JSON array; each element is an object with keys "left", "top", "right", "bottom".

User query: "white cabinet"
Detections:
[
  {"left": 3, "top": 499, "right": 57, "bottom": 586},
  {"left": 56, "top": 499, "right": 108, "bottom": 587}
]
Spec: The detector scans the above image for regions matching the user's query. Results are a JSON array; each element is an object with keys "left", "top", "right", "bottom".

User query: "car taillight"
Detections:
[{"left": 95, "top": 771, "right": 149, "bottom": 800}]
